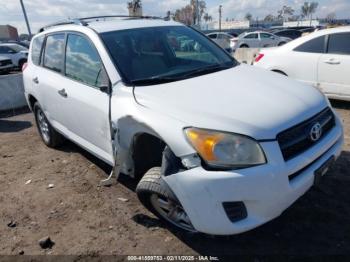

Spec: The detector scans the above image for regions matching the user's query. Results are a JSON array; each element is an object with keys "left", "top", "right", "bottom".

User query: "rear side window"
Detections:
[
  {"left": 43, "top": 34, "right": 65, "bottom": 73},
  {"left": 244, "top": 33, "right": 258, "bottom": 39},
  {"left": 260, "top": 33, "right": 273, "bottom": 39},
  {"left": 31, "top": 36, "right": 44, "bottom": 65},
  {"left": 294, "top": 36, "right": 326, "bottom": 53},
  {"left": 65, "top": 34, "right": 108, "bottom": 88},
  {"left": 208, "top": 34, "right": 217, "bottom": 39},
  {"left": 327, "top": 33, "right": 350, "bottom": 55}
]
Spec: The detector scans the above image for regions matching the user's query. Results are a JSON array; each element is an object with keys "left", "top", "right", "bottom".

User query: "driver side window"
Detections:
[{"left": 65, "top": 34, "right": 109, "bottom": 88}]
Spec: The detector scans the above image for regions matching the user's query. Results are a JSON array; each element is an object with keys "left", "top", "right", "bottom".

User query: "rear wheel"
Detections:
[
  {"left": 240, "top": 44, "right": 249, "bottom": 48},
  {"left": 278, "top": 42, "right": 286, "bottom": 46},
  {"left": 136, "top": 167, "right": 196, "bottom": 233},
  {"left": 34, "top": 102, "right": 64, "bottom": 148}
]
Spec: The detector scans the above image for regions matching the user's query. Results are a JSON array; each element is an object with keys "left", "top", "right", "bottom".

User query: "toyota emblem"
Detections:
[{"left": 310, "top": 123, "right": 322, "bottom": 142}]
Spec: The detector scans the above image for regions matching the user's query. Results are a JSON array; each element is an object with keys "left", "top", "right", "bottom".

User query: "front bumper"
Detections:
[
  {"left": 164, "top": 117, "right": 344, "bottom": 235},
  {"left": 0, "top": 64, "right": 14, "bottom": 71}
]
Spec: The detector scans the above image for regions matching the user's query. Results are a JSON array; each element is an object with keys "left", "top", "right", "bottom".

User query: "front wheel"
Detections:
[
  {"left": 136, "top": 167, "right": 196, "bottom": 233},
  {"left": 34, "top": 102, "right": 64, "bottom": 148}
]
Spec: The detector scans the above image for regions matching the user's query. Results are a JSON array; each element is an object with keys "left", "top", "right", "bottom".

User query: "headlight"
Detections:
[{"left": 185, "top": 128, "right": 266, "bottom": 169}]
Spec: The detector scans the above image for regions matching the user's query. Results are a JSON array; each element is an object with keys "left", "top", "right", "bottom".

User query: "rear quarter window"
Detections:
[
  {"left": 294, "top": 36, "right": 326, "bottom": 53},
  {"left": 31, "top": 36, "right": 44, "bottom": 66}
]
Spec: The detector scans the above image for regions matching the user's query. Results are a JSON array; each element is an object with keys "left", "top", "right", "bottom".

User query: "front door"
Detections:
[{"left": 61, "top": 33, "right": 113, "bottom": 164}]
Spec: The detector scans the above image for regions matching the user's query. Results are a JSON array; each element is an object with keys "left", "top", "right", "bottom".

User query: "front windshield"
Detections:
[{"left": 101, "top": 26, "right": 237, "bottom": 85}]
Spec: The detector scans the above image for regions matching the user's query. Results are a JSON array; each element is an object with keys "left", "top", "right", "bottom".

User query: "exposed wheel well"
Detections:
[
  {"left": 272, "top": 70, "right": 288, "bottom": 76},
  {"left": 132, "top": 133, "right": 166, "bottom": 181},
  {"left": 28, "top": 95, "right": 38, "bottom": 111}
]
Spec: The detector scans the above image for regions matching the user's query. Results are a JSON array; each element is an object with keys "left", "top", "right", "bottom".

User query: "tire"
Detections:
[
  {"left": 240, "top": 44, "right": 249, "bottom": 48},
  {"left": 33, "top": 102, "right": 64, "bottom": 148},
  {"left": 136, "top": 167, "right": 196, "bottom": 233},
  {"left": 278, "top": 42, "right": 286, "bottom": 46}
]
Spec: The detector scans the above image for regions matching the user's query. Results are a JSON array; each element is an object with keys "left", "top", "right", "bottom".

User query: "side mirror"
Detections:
[{"left": 99, "top": 85, "right": 110, "bottom": 94}]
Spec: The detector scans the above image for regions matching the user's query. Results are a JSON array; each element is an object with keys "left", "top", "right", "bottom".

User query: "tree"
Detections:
[
  {"left": 326, "top": 12, "right": 336, "bottom": 22},
  {"left": 174, "top": 5, "right": 193, "bottom": 25},
  {"left": 245, "top": 12, "right": 253, "bottom": 21},
  {"left": 199, "top": 0, "right": 206, "bottom": 22},
  {"left": 301, "top": 1, "right": 319, "bottom": 23},
  {"left": 203, "top": 13, "right": 212, "bottom": 23},
  {"left": 277, "top": 5, "right": 294, "bottom": 21},
  {"left": 127, "top": 0, "right": 142, "bottom": 16},
  {"left": 264, "top": 14, "right": 275, "bottom": 22}
]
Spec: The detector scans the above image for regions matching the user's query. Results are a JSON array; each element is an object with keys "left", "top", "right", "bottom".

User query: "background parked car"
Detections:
[
  {"left": 271, "top": 29, "right": 303, "bottom": 40},
  {"left": 254, "top": 26, "right": 350, "bottom": 101},
  {"left": 232, "top": 31, "right": 291, "bottom": 51},
  {"left": 0, "top": 55, "right": 14, "bottom": 74},
  {"left": 0, "top": 43, "right": 28, "bottom": 69},
  {"left": 206, "top": 32, "right": 235, "bottom": 52}
]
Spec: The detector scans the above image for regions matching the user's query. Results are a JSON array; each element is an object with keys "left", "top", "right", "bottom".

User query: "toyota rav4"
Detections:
[{"left": 23, "top": 16, "right": 344, "bottom": 235}]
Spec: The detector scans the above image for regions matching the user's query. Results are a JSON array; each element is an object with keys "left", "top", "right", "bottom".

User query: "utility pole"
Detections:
[
  {"left": 195, "top": 0, "right": 200, "bottom": 26},
  {"left": 20, "top": 0, "right": 32, "bottom": 37},
  {"left": 219, "top": 5, "right": 222, "bottom": 31}
]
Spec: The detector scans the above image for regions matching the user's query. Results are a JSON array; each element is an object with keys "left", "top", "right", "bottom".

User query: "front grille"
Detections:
[
  {"left": 0, "top": 60, "right": 12, "bottom": 66},
  {"left": 277, "top": 108, "right": 335, "bottom": 161}
]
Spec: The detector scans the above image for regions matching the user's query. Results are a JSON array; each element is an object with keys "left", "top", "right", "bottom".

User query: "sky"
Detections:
[{"left": 1, "top": 0, "right": 350, "bottom": 35}]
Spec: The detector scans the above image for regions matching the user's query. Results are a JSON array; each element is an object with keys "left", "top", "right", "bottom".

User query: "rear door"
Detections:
[
  {"left": 39, "top": 33, "right": 70, "bottom": 132},
  {"left": 288, "top": 35, "right": 326, "bottom": 87},
  {"left": 60, "top": 33, "right": 113, "bottom": 163},
  {"left": 318, "top": 32, "right": 350, "bottom": 98},
  {"left": 243, "top": 33, "right": 259, "bottom": 47},
  {"left": 259, "top": 33, "right": 275, "bottom": 47}
]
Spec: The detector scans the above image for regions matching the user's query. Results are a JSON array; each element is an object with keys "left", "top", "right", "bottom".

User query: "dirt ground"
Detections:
[{"left": 0, "top": 100, "right": 350, "bottom": 258}]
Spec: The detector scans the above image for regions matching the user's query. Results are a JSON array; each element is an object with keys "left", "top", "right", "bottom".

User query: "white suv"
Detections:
[{"left": 23, "top": 16, "right": 344, "bottom": 235}]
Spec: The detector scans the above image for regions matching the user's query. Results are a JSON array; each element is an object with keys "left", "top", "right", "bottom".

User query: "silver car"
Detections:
[
  {"left": 207, "top": 32, "right": 235, "bottom": 52},
  {"left": 232, "top": 31, "right": 291, "bottom": 51},
  {"left": 0, "top": 55, "right": 14, "bottom": 74}
]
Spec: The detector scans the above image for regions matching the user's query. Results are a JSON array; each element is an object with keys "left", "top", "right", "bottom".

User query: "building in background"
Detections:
[
  {"left": 203, "top": 20, "right": 250, "bottom": 30},
  {"left": 128, "top": 0, "right": 142, "bottom": 17},
  {"left": 0, "top": 25, "right": 19, "bottom": 41},
  {"left": 283, "top": 20, "right": 320, "bottom": 27}
]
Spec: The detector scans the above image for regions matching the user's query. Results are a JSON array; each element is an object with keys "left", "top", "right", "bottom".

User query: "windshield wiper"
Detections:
[
  {"left": 180, "top": 63, "right": 233, "bottom": 78},
  {"left": 130, "top": 63, "right": 233, "bottom": 86}
]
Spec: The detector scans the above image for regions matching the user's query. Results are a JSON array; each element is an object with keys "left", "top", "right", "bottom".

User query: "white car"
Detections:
[
  {"left": 0, "top": 55, "right": 14, "bottom": 73},
  {"left": 231, "top": 31, "right": 291, "bottom": 51},
  {"left": 23, "top": 16, "right": 343, "bottom": 235},
  {"left": 0, "top": 43, "right": 28, "bottom": 69},
  {"left": 207, "top": 32, "right": 235, "bottom": 52},
  {"left": 254, "top": 27, "right": 350, "bottom": 101}
]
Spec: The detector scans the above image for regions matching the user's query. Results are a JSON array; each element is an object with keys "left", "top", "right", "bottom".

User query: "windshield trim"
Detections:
[{"left": 100, "top": 25, "right": 238, "bottom": 87}]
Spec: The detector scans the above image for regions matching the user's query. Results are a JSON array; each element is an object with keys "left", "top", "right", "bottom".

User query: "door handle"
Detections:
[
  {"left": 324, "top": 59, "right": 341, "bottom": 65},
  {"left": 33, "top": 77, "right": 39, "bottom": 84},
  {"left": 58, "top": 88, "right": 68, "bottom": 98}
]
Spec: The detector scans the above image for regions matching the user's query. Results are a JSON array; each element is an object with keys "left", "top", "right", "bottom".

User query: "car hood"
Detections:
[{"left": 133, "top": 64, "right": 328, "bottom": 140}]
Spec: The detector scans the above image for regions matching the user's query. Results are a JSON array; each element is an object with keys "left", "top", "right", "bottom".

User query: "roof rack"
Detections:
[
  {"left": 38, "top": 15, "right": 165, "bottom": 33},
  {"left": 38, "top": 19, "right": 87, "bottom": 33}
]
